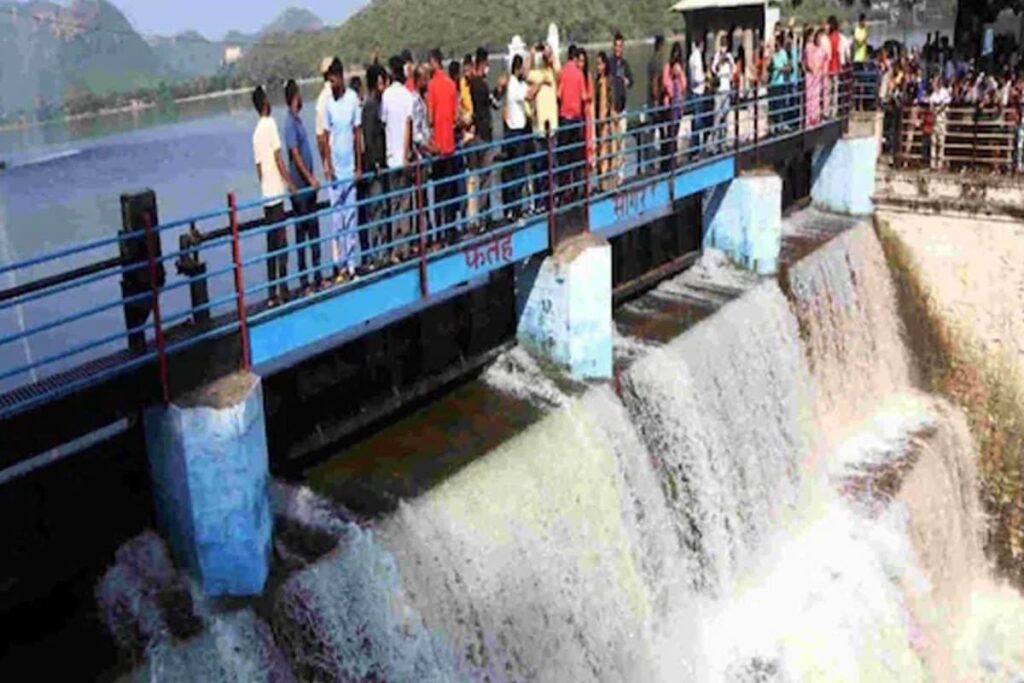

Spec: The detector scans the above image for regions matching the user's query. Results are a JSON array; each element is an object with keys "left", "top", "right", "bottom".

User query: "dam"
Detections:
[
  {"left": 83, "top": 216, "right": 1024, "bottom": 681},
  {"left": 4, "top": 70, "right": 1024, "bottom": 680}
]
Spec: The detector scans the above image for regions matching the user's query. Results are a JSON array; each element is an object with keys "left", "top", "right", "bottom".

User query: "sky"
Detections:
[{"left": 18, "top": 0, "right": 369, "bottom": 39}]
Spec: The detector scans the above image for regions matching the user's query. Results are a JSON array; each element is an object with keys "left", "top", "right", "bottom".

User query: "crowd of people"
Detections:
[
  {"left": 875, "top": 31, "right": 1024, "bottom": 172},
  {"left": 249, "top": 19, "right": 867, "bottom": 306}
]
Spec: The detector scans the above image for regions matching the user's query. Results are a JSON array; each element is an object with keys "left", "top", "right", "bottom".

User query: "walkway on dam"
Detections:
[{"left": 0, "top": 74, "right": 858, "bottom": 473}]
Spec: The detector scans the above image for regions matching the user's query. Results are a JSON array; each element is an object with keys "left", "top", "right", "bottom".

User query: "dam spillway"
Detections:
[{"left": 96, "top": 217, "right": 1024, "bottom": 681}]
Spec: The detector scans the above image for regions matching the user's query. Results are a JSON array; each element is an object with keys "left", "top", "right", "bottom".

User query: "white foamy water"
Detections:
[{"left": 105, "top": 220, "right": 1024, "bottom": 681}]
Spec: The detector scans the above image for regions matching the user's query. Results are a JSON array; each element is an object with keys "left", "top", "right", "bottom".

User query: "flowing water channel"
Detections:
[{"left": 97, "top": 219, "right": 1024, "bottom": 682}]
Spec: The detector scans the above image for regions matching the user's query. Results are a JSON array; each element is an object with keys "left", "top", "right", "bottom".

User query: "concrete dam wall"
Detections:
[{"left": 95, "top": 221, "right": 1024, "bottom": 681}]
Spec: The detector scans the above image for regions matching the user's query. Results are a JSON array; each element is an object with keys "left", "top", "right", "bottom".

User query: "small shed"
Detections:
[
  {"left": 671, "top": 0, "right": 779, "bottom": 79},
  {"left": 670, "top": 0, "right": 777, "bottom": 42}
]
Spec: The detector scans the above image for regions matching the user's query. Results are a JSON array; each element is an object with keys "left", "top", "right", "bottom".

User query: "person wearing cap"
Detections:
[{"left": 316, "top": 56, "right": 335, "bottom": 175}]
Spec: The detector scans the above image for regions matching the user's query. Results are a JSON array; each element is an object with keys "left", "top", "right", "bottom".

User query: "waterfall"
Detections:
[{"left": 104, "top": 220, "right": 1024, "bottom": 681}]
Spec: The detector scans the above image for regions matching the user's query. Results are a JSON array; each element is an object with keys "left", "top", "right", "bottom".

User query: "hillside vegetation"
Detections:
[{"left": 240, "top": 0, "right": 678, "bottom": 82}]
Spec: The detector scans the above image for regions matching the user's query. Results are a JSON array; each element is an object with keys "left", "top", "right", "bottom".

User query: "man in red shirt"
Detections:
[
  {"left": 828, "top": 16, "right": 842, "bottom": 118},
  {"left": 426, "top": 48, "right": 459, "bottom": 242},
  {"left": 558, "top": 44, "right": 587, "bottom": 201}
]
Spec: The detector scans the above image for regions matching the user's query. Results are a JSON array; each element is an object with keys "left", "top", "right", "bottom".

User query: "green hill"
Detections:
[
  {"left": 147, "top": 30, "right": 223, "bottom": 79},
  {"left": 240, "top": 0, "right": 677, "bottom": 82},
  {"left": 0, "top": 0, "right": 162, "bottom": 117}
]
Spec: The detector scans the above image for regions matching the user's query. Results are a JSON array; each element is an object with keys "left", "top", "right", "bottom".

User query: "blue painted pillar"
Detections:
[
  {"left": 516, "top": 233, "right": 612, "bottom": 381},
  {"left": 702, "top": 170, "right": 782, "bottom": 275},
  {"left": 143, "top": 371, "right": 272, "bottom": 596},
  {"left": 812, "top": 134, "right": 877, "bottom": 216}
]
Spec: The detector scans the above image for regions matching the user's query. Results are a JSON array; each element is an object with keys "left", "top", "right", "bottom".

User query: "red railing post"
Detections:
[
  {"left": 415, "top": 152, "right": 428, "bottom": 298},
  {"left": 228, "top": 192, "right": 251, "bottom": 371},
  {"left": 546, "top": 121, "right": 557, "bottom": 251},
  {"left": 142, "top": 211, "right": 170, "bottom": 403}
]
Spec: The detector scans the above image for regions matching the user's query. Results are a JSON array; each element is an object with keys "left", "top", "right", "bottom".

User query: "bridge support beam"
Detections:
[
  {"left": 811, "top": 134, "right": 877, "bottom": 216},
  {"left": 143, "top": 371, "right": 272, "bottom": 596},
  {"left": 516, "top": 233, "right": 612, "bottom": 381},
  {"left": 702, "top": 170, "right": 782, "bottom": 275}
]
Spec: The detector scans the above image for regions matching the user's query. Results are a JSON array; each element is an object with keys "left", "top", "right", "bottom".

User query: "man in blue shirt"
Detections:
[
  {"left": 324, "top": 58, "right": 363, "bottom": 282},
  {"left": 283, "top": 79, "right": 322, "bottom": 293}
]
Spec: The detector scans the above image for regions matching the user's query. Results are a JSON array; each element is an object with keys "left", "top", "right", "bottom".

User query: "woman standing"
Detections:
[
  {"left": 662, "top": 41, "right": 688, "bottom": 167},
  {"left": 594, "top": 52, "right": 614, "bottom": 190},
  {"left": 803, "top": 25, "right": 823, "bottom": 127},
  {"left": 578, "top": 47, "right": 596, "bottom": 181}
]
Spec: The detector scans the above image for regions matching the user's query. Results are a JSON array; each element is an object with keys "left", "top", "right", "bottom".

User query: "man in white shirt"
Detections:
[
  {"left": 502, "top": 54, "right": 529, "bottom": 219},
  {"left": 711, "top": 36, "right": 735, "bottom": 152},
  {"left": 928, "top": 77, "right": 952, "bottom": 170},
  {"left": 315, "top": 56, "right": 335, "bottom": 176},
  {"left": 688, "top": 35, "right": 708, "bottom": 158},
  {"left": 381, "top": 55, "right": 415, "bottom": 260},
  {"left": 251, "top": 85, "right": 295, "bottom": 306},
  {"left": 324, "top": 58, "right": 363, "bottom": 281}
]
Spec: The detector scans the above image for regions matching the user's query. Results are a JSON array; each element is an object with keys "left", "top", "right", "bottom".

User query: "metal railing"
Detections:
[
  {"left": 888, "top": 102, "right": 1023, "bottom": 173},
  {"left": 0, "top": 70, "right": 856, "bottom": 418}
]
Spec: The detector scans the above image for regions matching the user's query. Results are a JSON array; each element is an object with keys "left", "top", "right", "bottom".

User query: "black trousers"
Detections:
[
  {"left": 432, "top": 154, "right": 458, "bottom": 241},
  {"left": 558, "top": 117, "right": 584, "bottom": 200},
  {"left": 503, "top": 125, "right": 529, "bottom": 216},
  {"left": 290, "top": 191, "right": 321, "bottom": 289},
  {"left": 263, "top": 202, "right": 288, "bottom": 300},
  {"left": 690, "top": 94, "right": 711, "bottom": 157}
]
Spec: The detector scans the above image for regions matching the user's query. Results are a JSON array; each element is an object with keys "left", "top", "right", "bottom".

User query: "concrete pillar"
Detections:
[
  {"left": 516, "top": 233, "right": 612, "bottom": 381},
  {"left": 143, "top": 371, "right": 272, "bottom": 596},
  {"left": 812, "top": 134, "right": 878, "bottom": 216},
  {"left": 702, "top": 170, "right": 782, "bottom": 275}
]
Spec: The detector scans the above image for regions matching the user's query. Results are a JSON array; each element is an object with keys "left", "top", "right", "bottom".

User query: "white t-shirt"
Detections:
[
  {"left": 689, "top": 48, "right": 706, "bottom": 95},
  {"left": 252, "top": 116, "right": 286, "bottom": 204},
  {"left": 315, "top": 81, "right": 332, "bottom": 138},
  {"left": 712, "top": 51, "right": 734, "bottom": 93},
  {"left": 381, "top": 82, "right": 414, "bottom": 170},
  {"left": 505, "top": 74, "right": 527, "bottom": 130},
  {"left": 929, "top": 87, "right": 951, "bottom": 110}
]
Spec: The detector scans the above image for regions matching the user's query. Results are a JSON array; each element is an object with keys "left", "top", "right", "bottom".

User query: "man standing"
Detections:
[
  {"left": 609, "top": 32, "right": 633, "bottom": 180},
  {"left": 928, "top": 76, "right": 951, "bottom": 170},
  {"left": 251, "top": 86, "right": 295, "bottom": 307},
  {"left": 558, "top": 44, "right": 586, "bottom": 200},
  {"left": 688, "top": 34, "right": 707, "bottom": 158},
  {"left": 646, "top": 35, "right": 666, "bottom": 173},
  {"left": 315, "top": 56, "right": 334, "bottom": 174},
  {"left": 853, "top": 14, "right": 870, "bottom": 111},
  {"left": 526, "top": 42, "right": 559, "bottom": 211},
  {"left": 828, "top": 16, "right": 842, "bottom": 117},
  {"left": 362, "top": 64, "right": 389, "bottom": 267},
  {"left": 502, "top": 54, "right": 529, "bottom": 219},
  {"left": 282, "top": 79, "right": 321, "bottom": 295},
  {"left": 711, "top": 35, "right": 735, "bottom": 152},
  {"left": 427, "top": 48, "right": 459, "bottom": 244},
  {"left": 469, "top": 47, "right": 498, "bottom": 230},
  {"left": 324, "top": 58, "right": 363, "bottom": 282},
  {"left": 382, "top": 55, "right": 415, "bottom": 261}
]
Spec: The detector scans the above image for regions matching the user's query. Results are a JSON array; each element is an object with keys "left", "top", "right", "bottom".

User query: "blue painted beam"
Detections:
[{"left": 248, "top": 217, "right": 550, "bottom": 369}]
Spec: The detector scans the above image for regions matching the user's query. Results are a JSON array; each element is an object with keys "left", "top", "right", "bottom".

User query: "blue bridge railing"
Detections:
[{"left": 0, "top": 70, "right": 861, "bottom": 419}]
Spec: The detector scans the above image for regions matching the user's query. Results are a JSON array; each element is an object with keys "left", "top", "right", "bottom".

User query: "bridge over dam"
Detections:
[{"left": 0, "top": 79, "right": 881, "bottom": 672}]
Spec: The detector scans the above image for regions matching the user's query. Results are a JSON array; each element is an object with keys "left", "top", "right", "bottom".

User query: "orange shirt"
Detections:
[{"left": 427, "top": 70, "right": 458, "bottom": 155}]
